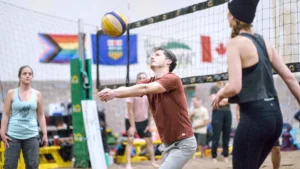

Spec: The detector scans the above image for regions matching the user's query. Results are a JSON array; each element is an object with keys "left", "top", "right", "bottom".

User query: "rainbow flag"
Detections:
[{"left": 38, "top": 34, "right": 81, "bottom": 63}]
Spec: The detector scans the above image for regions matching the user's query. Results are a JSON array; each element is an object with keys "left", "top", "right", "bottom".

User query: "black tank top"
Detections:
[{"left": 229, "top": 33, "right": 277, "bottom": 104}]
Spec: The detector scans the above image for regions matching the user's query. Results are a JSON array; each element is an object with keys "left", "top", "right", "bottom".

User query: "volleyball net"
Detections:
[
  {"left": 0, "top": 1, "right": 97, "bottom": 111},
  {"left": 96, "top": 0, "right": 300, "bottom": 89}
]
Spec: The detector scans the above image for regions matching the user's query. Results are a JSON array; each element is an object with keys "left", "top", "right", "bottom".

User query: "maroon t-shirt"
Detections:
[{"left": 140, "top": 73, "right": 193, "bottom": 144}]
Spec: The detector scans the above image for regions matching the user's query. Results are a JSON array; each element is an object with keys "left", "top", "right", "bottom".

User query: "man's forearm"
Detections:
[
  {"left": 114, "top": 85, "right": 147, "bottom": 98},
  {"left": 128, "top": 111, "right": 136, "bottom": 128}
]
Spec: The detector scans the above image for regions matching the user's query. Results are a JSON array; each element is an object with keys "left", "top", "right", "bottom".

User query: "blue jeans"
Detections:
[{"left": 4, "top": 135, "right": 39, "bottom": 169}]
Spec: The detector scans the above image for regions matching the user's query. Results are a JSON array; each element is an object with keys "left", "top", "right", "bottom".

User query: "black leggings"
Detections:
[
  {"left": 233, "top": 98, "right": 283, "bottom": 169},
  {"left": 211, "top": 109, "right": 232, "bottom": 158}
]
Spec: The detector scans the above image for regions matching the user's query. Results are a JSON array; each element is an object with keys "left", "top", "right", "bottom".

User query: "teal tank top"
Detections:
[{"left": 7, "top": 88, "right": 39, "bottom": 139}]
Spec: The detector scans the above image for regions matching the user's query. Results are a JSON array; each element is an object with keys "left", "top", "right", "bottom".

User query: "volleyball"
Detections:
[{"left": 101, "top": 11, "right": 128, "bottom": 38}]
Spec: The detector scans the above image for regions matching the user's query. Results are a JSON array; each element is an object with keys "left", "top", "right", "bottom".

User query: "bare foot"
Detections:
[
  {"left": 151, "top": 161, "right": 160, "bottom": 168},
  {"left": 213, "top": 158, "right": 218, "bottom": 163}
]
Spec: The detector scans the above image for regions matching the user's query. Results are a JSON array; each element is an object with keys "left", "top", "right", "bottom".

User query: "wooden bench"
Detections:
[{"left": 115, "top": 139, "right": 162, "bottom": 163}]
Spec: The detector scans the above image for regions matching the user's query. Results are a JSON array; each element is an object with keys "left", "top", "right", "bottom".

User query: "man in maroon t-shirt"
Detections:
[{"left": 98, "top": 47, "right": 197, "bottom": 169}]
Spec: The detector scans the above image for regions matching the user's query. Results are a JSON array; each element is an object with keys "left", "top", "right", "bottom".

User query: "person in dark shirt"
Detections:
[
  {"left": 212, "top": 0, "right": 300, "bottom": 168},
  {"left": 210, "top": 81, "right": 232, "bottom": 163},
  {"left": 98, "top": 109, "right": 109, "bottom": 153}
]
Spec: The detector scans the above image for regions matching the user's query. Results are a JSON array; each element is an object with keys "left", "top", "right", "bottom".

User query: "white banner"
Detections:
[{"left": 81, "top": 100, "right": 107, "bottom": 169}]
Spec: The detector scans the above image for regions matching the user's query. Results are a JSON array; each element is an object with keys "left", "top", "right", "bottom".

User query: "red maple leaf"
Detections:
[{"left": 216, "top": 43, "right": 226, "bottom": 55}]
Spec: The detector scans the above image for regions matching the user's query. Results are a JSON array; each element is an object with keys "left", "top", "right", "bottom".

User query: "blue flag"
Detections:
[{"left": 91, "top": 34, "right": 137, "bottom": 65}]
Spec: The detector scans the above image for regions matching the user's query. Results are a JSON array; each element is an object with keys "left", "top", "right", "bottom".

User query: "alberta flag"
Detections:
[{"left": 91, "top": 34, "right": 137, "bottom": 65}]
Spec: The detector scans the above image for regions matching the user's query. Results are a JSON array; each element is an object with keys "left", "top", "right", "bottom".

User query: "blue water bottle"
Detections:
[{"left": 105, "top": 152, "right": 110, "bottom": 167}]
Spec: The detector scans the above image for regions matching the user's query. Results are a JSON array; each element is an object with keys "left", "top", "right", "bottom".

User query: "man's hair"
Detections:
[
  {"left": 154, "top": 47, "right": 177, "bottom": 72},
  {"left": 192, "top": 95, "right": 200, "bottom": 100},
  {"left": 136, "top": 72, "right": 147, "bottom": 79}
]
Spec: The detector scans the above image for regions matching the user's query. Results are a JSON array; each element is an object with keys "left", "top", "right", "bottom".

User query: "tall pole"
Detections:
[
  {"left": 272, "top": 0, "right": 278, "bottom": 49},
  {"left": 125, "top": 0, "right": 131, "bottom": 86},
  {"left": 70, "top": 18, "right": 90, "bottom": 168}
]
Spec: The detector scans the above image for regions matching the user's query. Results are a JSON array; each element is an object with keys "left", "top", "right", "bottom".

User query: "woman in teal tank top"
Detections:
[{"left": 1, "top": 65, "right": 48, "bottom": 169}]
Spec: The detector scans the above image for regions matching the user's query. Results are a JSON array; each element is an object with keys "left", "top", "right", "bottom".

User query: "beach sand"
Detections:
[{"left": 107, "top": 150, "right": 299, "bottom": 169}]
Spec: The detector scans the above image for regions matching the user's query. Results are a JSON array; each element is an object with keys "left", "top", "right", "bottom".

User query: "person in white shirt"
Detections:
[{"left": 190, "top": 96, "right": 209, "bottom": 158}]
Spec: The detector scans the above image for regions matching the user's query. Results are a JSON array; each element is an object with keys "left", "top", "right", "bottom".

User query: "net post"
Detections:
[
  {"left": 126, "top": 27, "right": 130, "bottom": 87},
  {"left": 96, "top": 28, "right": 101, "bottom": 90},
  {"left": 78, "top": 19, "right": 85, "bottom": 71}
]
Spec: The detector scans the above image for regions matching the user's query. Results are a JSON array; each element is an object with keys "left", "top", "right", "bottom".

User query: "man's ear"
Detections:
[{"left": 166, "top": 59, "right": 172, "bottom": 66}]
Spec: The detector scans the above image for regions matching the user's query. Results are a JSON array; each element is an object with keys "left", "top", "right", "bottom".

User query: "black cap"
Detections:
[{"left": 228, "top": 0, "right": 260, "bottom": 24}]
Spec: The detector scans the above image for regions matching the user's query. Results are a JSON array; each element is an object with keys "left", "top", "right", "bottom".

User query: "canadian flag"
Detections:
[{"left": 201, "top": 36, "right": 226, "bottom": 63}]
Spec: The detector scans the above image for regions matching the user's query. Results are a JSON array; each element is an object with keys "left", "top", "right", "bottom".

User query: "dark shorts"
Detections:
[
  {"left": 274, "top": 140, "right": 280, "bottom": 147},
  {"left": 125, "top": 119, "right": 152, "bottom": 138},
  {"left": 194, "top": 133, "right": 207, "bottom": 146}
]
